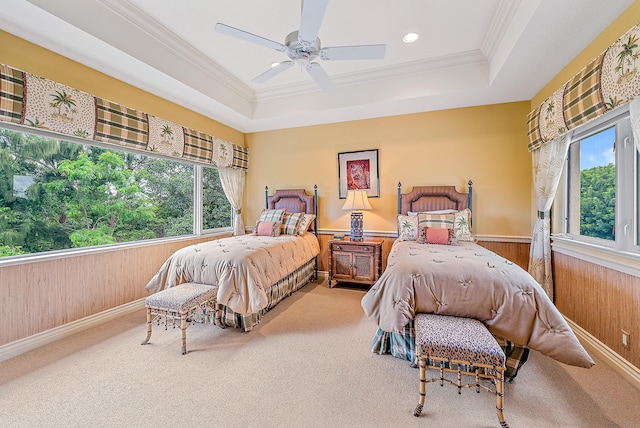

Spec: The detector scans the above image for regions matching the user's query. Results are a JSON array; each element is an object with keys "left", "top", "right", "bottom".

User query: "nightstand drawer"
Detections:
[{"left": 332, "top": 243, "right": 374, "bottom": 253}]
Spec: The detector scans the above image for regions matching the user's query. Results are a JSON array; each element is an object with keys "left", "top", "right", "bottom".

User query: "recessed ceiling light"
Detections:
[
  {"left": 271, "top": 62, "right": 280, "bottom": 68},
  {"left": 403, "top": 32, "right": 419, "bottom": 43}
]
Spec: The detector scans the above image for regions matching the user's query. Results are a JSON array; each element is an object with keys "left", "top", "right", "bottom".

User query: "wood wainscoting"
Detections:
[
  {"left": 0, "top": 234, "right": 231, "bottom": 347},
  {"left": 316, "top": 233, "right": 530, "bottom": 277},
  {"left": 476, "top": 240, "right": 530, "bottom": 271},
  {"left": 554, "top": 252, "right": 640, "bottom": 370}
]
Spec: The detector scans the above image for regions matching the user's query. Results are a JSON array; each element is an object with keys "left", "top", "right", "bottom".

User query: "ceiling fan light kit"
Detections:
[{"left": 214, "top": 0, "right": 386, "bottom": 91}]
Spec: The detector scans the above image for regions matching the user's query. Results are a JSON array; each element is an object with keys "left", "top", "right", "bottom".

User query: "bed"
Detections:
[
  {"left": 145, "top": 186, "right": 320, "bottom": 332},
  {"left": 361, "top": 182, "right": 594, "bottom": 381}
]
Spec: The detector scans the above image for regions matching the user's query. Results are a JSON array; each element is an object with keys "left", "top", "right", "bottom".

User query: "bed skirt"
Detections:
[
  {"left": 214, "top": 257, "right": 317, "bottom": 332},
  {"left": 371, "top": 320, "right": 529, "bottom": 383}
]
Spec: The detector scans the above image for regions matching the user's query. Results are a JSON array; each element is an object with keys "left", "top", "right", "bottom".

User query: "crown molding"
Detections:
[
  {"left": 98, "top": 0, "right": 255, "bottom": 104},
  {"left": 481, "top": 0, "right": 522, "bottom": 62},
  {"left": 255, "top": 50, "right": 488, "bottom": 102}
]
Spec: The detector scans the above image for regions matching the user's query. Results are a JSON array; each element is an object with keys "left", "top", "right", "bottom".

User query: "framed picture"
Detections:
[{"left": 338, "top": 149, "right": 379, "bottom": 198}]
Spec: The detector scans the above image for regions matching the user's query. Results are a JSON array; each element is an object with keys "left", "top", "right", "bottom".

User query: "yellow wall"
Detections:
[
  {"left": 2, "top": 30, "right": 534, "bottom": 239},
  {"left": 246, "top": 102, "right": 533, "bottom": 237},
  {"left": 0, "top": 30, "right": 243, "bottom": 145},
  {"left": 532, "top": 0, "right": 640, "bottom": 108}
]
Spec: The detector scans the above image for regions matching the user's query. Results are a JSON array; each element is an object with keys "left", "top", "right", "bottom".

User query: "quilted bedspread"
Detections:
[
  {"left": 361, "top": 240, "right": 595, "bottom": 368},
  {"left": 146, "top": 233, "right": 319, "bottom": 316}
]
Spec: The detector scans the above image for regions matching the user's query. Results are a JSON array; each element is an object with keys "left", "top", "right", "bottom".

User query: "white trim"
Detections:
[
  {"left": 318, "top": 228, "right": 399, "bottom": 238},
  {"left": 552, "top": 236, "right": 640, "bottom": 278},
  {"left": 475, "top": 235, "right": 531, "bottom": 243},
  {"left": 566, "top": 317, "right": 640, "bottom": 392},
  {"left": 0, "top": 298, "right": 145, "bottom": 363},
  {"left": 0, "top": 230, "right": 232, "bottom": 269},
  {"left": 317, "top": 229, "right": 532, "bottom": 242}
]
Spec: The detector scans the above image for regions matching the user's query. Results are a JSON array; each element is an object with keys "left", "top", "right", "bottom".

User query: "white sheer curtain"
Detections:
[
  {"left": 629, "top": 96, "right": 640, "bottom": 154},
  {"left": 528, "top": 132, "right": 571, "bottom": 300},
  {"left": 218, "top": 167, "right": 245, "bottom": 236}
]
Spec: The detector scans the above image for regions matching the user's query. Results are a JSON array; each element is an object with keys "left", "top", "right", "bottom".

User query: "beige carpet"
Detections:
[{"left": 1, "top": 279, "right": 638, "bottom": 428}]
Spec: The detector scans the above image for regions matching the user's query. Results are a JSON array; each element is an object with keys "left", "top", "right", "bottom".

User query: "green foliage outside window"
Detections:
[
  {"left": 580, "top": 164, "right": 615, "bottom": 240},
  {"left": 0, "top": 129, "right": 230, "bottom": 258}
]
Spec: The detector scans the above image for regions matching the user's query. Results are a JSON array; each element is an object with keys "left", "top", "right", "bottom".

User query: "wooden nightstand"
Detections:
[{"left": 328, "top": 238, "right": 382, "bottom": 288}]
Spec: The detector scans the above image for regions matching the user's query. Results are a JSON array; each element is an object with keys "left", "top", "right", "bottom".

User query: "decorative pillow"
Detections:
[
  {"left": 416, "top": 213, "right": 455, "bottom": 243},
  {"left": 297, "top": 214, "right": 316, "bottom": 235},
  {"left": 425, "top": 227, "right": 457, "bottom": 245},
  {"left": 398, "top": 215, "right": 418, "bottom": 241},
  {"left": 254, "top": 221, "right": 282, "bottom": 237},
  {"left": 282, "top": 212, "right": 303, "bottom": 235},
  {"left": 453, "top": 208, "right": 474, "bottom": 241},
  {"left": 257, "top": 208, "right": 285, "bottom": 223}
]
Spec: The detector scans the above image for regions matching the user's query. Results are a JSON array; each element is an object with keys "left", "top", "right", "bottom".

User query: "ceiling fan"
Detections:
[{"left": 214, "top": 0, "right": 386, "bottom": 91}]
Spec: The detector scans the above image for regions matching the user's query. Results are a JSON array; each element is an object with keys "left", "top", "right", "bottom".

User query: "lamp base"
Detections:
[{"left": 350, "top": 211, "right": 364, "bottom": 241}]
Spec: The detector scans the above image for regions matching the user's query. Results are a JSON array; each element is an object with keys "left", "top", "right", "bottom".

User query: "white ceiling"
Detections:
[{"left": 0, "top": 0, "right": 634, "bottom": 133}]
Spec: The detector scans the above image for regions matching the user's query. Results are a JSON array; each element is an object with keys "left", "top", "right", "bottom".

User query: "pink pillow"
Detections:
[
  {"left": 425, "top": 227, "right": 451, "bottom": 245},
  {"left": 255, "top": 221, "right": 281, "bottom": 237}
]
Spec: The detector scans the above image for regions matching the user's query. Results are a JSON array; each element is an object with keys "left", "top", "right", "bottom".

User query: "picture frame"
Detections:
[{"left": 338, "top": 149, "right": 379, "bottom": 199}]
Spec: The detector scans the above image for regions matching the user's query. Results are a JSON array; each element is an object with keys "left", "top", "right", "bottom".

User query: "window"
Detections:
[
  {"left": 561, "top": 105, "right": 639, "bottom": 254},
  {"left": 202, "top": 167, "right": 231, "bottom": 230},
  {"left": 0, "top": 127, "right": 231, "bottom": 259}
]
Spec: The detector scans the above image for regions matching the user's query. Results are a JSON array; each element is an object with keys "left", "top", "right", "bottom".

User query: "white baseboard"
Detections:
[
  {"left": 566, "top": 317, "right": 640, "bottom": 391},
  {"left": 0, "top": 298, "right": 146, "bottom": 363}
]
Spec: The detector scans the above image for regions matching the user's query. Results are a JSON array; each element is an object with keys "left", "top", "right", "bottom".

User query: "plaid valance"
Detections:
[
  {"left": 0, "top": 63, "right": 248, "bottom": 170},
  {"left": 527, "top": 21, "right": 640, "bottom": 152}
]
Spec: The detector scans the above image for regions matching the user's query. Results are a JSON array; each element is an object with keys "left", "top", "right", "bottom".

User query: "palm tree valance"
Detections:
[
  {"left": 527, "top": 21, "right": 640, "bottom": 152},
  {"left": 0, "top": 63, "right": 248, "bottom": 171}
]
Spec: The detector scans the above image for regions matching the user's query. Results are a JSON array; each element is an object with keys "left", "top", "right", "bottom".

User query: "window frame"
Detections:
[
  {"left": 552, "top": 103, "right": 640, "bottom": 277},
  {"left": 0, "top": 122, "right": 233, "bottom": 267}
]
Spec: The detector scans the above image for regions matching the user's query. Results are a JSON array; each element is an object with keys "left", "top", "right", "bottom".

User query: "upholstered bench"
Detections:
[
  {"left": 141, "top": 282, "right": 220, "bottom": 355},
  {"left": 413, "top": 313, "right": 508, "bottom": 428}
]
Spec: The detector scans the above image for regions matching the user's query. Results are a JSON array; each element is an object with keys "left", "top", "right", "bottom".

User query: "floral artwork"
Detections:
[{"left": 338, "top": 149, "right": 379, "bottom": 198}]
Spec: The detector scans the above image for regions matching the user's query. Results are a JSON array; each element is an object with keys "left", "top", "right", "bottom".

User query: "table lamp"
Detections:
[{"left": 342, "top": 189, "right": 372, "bottom": 241}]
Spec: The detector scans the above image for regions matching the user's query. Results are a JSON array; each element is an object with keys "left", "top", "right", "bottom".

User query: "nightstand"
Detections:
[{"left": 328, "top": 238, "right": 382, "bottom": 287}]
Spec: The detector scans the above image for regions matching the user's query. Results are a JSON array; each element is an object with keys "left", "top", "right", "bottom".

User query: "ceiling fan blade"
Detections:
[
  {"left": 320, "top": 45, "right": 387, "bottom": 61},
  {"left": 251, "top": 61, "right": 294, "bottom": 83},
  {"left": 298, "top": 0, "right": 328, "bottom": 45},
  {"left": 306, "top": 62, "right": 335, "bottom": 91},
  {"left": 215, "top": 23, "right": 287, "bottom": 52}
]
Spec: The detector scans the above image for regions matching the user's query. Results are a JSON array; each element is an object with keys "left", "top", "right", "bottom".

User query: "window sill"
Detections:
[
  {"left": 551, "top": 235, "right": 640, "bottom": 278},
  {"left": 0, "top": 229, "right": 232, "bottom": 269}
]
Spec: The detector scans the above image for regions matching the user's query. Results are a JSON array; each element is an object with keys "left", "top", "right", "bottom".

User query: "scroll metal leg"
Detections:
[
  {"left": 414, "top": 355, "right": 426, "bottom": 417},
  {"left": 141, "top": 308, "right": 152, "bottom": 345}
]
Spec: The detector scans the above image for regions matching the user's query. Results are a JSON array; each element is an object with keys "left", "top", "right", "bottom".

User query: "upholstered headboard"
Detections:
[
  {"left": 397, "top": 181, "right": 472, "bottom": 215},
  {"left": 265, "top": 185, "right": 318, "bottom": 234}
]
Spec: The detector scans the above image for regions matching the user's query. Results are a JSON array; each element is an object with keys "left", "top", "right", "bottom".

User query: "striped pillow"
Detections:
[
  {"left": 282, "top": 212, "right": 303, "bottom": 235},
  {"left": 258, "top": 209, "right": 285, "bottom": 223},
  {"left": 417, "top": 213, "right": 455, "bottom": 244}
]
